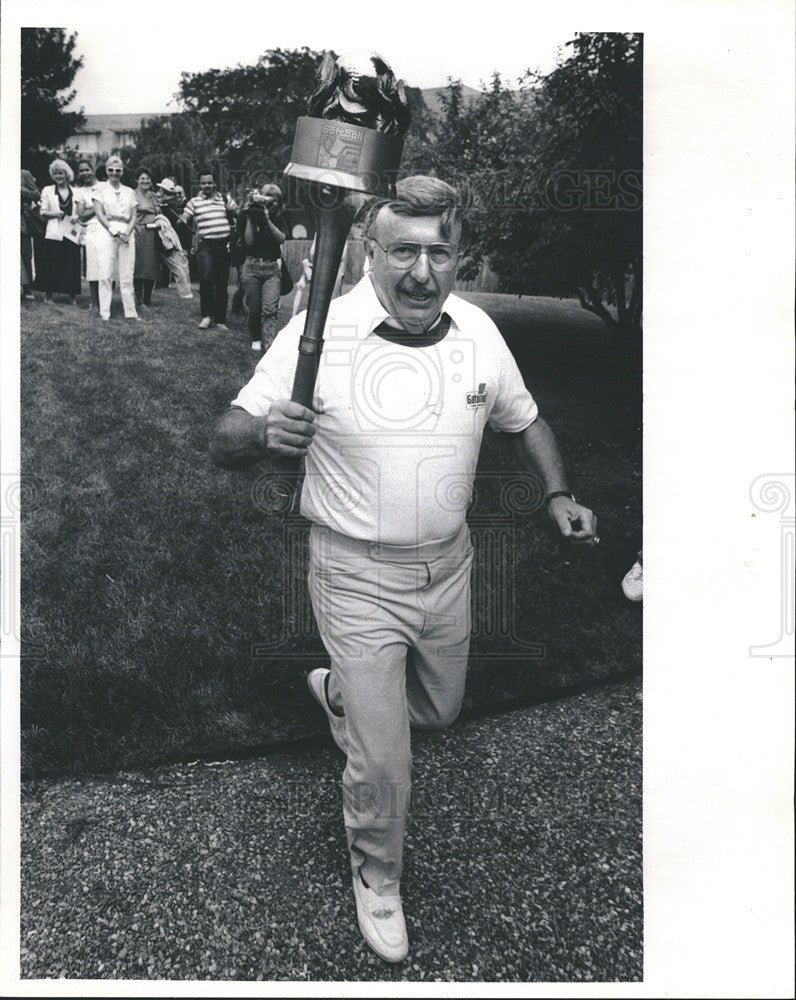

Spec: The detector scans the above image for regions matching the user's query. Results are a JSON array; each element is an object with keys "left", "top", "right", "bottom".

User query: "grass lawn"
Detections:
[{"left": 21, "top": 281, "right": 641, "bottom": 778}]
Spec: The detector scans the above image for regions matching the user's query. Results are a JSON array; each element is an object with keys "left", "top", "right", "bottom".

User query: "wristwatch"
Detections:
[{"left": 545, "top": 490, "right": 576, "bottom": 507}]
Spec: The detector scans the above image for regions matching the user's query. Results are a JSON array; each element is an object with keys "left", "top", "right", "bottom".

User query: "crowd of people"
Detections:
[{"left": 20, "top": 155, "right": 304, "bottom": 352}]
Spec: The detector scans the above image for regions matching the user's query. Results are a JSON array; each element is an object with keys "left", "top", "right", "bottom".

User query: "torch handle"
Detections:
[
  {"left": 290, "top": 186, "right": 358, "bottom": 407},
  {"left": 279, "top": 185, "right": 359, "bottom": 513}
]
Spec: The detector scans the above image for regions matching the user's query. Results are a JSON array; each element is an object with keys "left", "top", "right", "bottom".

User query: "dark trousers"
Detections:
[
  {"left": 197, "top": 239, "right": 229, "bottom": 323},
  {"left": 21, "top": 233, "right": 33, "bottom": 291},
  {"left": 134, "top": 278, "right": 155, "bottom": 305},
  {"left": 33, "top": 237, "right": 81, "bottom": 297}
]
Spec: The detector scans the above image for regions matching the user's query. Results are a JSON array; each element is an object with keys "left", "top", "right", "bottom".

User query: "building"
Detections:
[{"left": 65, "top": 113, "right": 164, "bottom": 161}]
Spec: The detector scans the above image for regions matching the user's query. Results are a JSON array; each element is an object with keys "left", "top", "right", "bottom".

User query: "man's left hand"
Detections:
[{"left": 547, "top": 496, "right": 599, "bottom": 546}]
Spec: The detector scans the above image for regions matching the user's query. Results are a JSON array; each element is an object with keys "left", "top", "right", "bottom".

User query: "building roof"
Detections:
[
  {"left": 74, "top": 113, "right": 165, "bottom": 134},
  {"left": 73, "top": 89, "right": 487, "bottom": 135}
]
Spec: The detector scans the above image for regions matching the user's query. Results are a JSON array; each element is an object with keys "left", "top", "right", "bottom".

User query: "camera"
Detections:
[{"left": 249, "top": 190, "right": 276, "bottom": 208}]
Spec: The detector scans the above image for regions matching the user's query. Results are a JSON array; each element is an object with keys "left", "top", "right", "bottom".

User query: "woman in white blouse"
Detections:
[
  {"left": 73, "top": 159, "right": 103, "bottom": 311},
  {"left": 36, "top": 158, "right": 82, "bottom": 303},
  {"left": 91, "top": 155, "right": 139, "bottom": 321}
]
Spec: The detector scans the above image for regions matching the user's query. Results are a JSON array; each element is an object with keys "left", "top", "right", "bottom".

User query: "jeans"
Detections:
[
  {"left": 197, "top": 239, "right": 229, "bottom": 323},
  {"left": 241, "top": 256, "right": 281, "bottom": 345}
]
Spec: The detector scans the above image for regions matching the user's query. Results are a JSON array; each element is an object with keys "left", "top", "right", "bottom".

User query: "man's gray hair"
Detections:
[{"left": 362, "top": 175, "right": 469, "bottom": 244}]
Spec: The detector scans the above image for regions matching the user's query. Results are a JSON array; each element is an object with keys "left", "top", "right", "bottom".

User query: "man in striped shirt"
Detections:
[{"left": 181, "top": 170, "right": 236, "bottom": 330}]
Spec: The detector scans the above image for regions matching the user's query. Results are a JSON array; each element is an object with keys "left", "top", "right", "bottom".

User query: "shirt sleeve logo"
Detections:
[{"left": 466, "top": 382, "right": 488, "bottom": 409}]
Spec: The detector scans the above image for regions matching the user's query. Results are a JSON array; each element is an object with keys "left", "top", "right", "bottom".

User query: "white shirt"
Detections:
[
  {"left": 92, "top": 181, "right": 137, "bottom": 235},
  {"left": 73, "top": 183, "right": 101, "bottom": 237},
  {"left": 40, "top": 185, "right": 81, "bottom": 243},
  {"left": 233, "top": 276, "right": 538, "bottom": 545}
]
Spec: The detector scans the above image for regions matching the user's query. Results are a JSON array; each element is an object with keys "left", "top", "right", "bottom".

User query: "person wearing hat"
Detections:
[{"left": 155, "top": 177, "right": 193, "bottom": 299}]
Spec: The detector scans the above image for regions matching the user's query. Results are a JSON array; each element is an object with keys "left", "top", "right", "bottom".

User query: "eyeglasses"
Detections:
[
  {"left": 106, "top": 168, "right": 123, "bottom": 174},
  {"left": 369, "top": 239, "right": 461, "bottom": 272}
]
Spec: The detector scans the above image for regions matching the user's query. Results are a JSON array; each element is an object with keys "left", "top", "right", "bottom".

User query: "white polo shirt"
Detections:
[{"left": 232, "top": 275, "right": 538, "bottom": 545}]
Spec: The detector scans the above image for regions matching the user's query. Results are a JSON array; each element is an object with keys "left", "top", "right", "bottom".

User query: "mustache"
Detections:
[{"left": 400, "top": 279, "right": 437, "bottom": 294}]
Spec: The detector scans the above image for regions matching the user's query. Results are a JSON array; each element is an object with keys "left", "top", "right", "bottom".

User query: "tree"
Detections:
[
  {"left": 176, "top": 47, "right": 326, "bottom": 182},
  {"left": 529, "top": 33, "right": 642, "bottom": 341},
  {"left": 421, "top": 34, "right": 642, "bottom": 344},
  {"left": 173, "top": 47, "right": 434, "bottom": 211},
  {"left": 132, "top": 114, "right": 218, "bottom": 190},
  {"left": 21, "top": 29, "right": 85, "bottom": 165}
]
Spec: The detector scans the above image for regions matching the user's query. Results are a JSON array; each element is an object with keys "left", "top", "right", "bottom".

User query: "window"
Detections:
[{"left": 76, "top": 133, "right": 99, "bottom": 155}]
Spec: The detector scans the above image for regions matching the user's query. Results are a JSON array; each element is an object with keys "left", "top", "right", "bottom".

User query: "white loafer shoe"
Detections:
[
  {"left": 352, "top": 871, "right": 408, "bottom": 963},
  {"left": 622, "top": 558, "right": 643, "bottom": 602}
]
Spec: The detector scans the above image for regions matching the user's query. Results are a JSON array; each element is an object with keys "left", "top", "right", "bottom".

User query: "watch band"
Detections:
[{"left": 545, "top": 490, "right": 575, "bottom": 507}]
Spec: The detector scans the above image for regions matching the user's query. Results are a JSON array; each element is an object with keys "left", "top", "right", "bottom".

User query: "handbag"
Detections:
[{"left": 280, "top": 258, "right": 294, "bottom": 296}]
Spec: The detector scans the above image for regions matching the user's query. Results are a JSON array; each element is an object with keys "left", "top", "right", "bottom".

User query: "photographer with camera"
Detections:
[{"left": 235, "top": 183, "right": 287, "bottom": 352}]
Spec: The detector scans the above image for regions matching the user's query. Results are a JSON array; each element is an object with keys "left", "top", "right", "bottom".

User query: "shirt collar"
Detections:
[{"left": 341, "top": 275, "right": 458, "bottom": 340}]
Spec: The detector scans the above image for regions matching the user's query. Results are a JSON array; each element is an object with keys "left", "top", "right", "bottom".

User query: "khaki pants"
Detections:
[{"left": 308, "top": 522, "right": 473, "bottom": 895}]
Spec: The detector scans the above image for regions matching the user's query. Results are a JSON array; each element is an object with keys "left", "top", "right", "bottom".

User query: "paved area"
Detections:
[{"left": 20, "top": 677, "right": 642, "bottom": 982}]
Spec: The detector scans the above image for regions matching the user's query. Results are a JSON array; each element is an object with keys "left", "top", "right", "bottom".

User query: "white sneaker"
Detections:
[
  {"left": 622, "top": 559, "right": 643, "bottom": 602},
  {"left": 198, "top": 316, "right": 213, "bottom": 329},
  {"left": 216, "top": 323, "right": 229, "bottom": 331},
  {"left": 306, "top": 668, "right": 348, "bottom": 754},
  {"left": 251, "top": 340, "right": 262, "bottom": 351},
  {"left": 352, "top": 870, "right": 408, "bottom": 963},
  {"left": 180, "top": 294, "right": 194, "bottom": 299}
]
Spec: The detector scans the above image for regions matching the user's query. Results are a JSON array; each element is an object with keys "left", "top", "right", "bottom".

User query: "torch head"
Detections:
[
  {"left": 308, "top": 49, "right": 410, "bottom": 137},
  {"left": 284, "top": 48, "right": 410, "bottom": 197}
]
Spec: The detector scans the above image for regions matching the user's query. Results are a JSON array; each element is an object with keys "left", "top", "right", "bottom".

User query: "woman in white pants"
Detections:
[
  {"left": 92, "top": 155, "right": 138, "bottom": 321},
  {"left": 73, "top": 159, "right": 103, "bottom": 310}
]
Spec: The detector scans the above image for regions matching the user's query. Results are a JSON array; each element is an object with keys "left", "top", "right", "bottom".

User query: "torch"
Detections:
[{"left": 278, "top": 51, "right": 410, "bottom": 500}]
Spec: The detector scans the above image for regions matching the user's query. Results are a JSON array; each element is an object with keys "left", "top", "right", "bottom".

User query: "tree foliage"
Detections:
[
  {"left": 420, "top": 34, "right": 642, "bottom": 338},
  {"left": 21, "top": 28, "right": 85, "bottom": 164},
  {"left": 132, "top": 114, "right": 218, "bottom": 188},
  {"left": 175, "top": 47, "right": 326, "bottom": 181},
  {"left": 168, "top": 47, "right": 433, "bottom": 207}
]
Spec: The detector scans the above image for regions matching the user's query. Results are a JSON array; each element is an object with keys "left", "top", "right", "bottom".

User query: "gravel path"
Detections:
[{"left": 21, "top": 677, "right": 642, "bottom": 982}]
